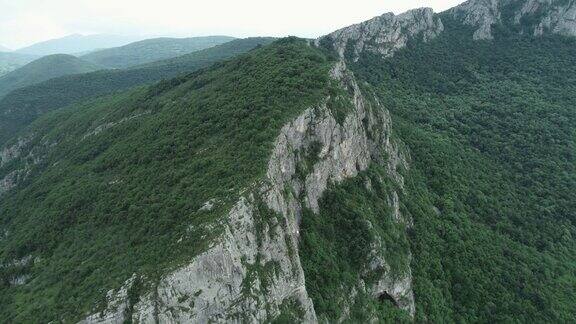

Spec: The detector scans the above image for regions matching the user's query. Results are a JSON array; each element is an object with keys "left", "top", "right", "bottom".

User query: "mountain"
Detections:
[
  {"left": 0, "top": 45, "right": 10, "bottom": 52},
  {"left": 81, "top": 36, "right": 235, "bottom": 69},
  {"left": 1, "top": 0, "right": 576, "bottom": 322},
  {"left": 15, "top": 34, "right": 146, "bottom": 56},
  {"left": 0, "top": 54, "right": 102, "bottom": 98},
  {"left": 0, "top": 37, "right": 275, "bottom": 147},
  {"left": 0, "top": 52, "right": 38, "bottom": 77}
]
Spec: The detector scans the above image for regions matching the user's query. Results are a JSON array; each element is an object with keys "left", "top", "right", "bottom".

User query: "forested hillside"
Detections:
[
  {"left": 0, "top": 0, "right": 575, "bottom": 322},
  {"left": 345, "top": 13, "right": 576, "bottom": 323},
  {"left": 0, "top": 54, "right": 102, "bottom": 98},
  {"left": 0, "top": 37, "right": 274, "bottom": 147},
  {"left": 0, "top": 38, "right": 331, "bottom": 322}
]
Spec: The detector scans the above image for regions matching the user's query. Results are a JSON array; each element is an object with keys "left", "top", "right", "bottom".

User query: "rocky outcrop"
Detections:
[
  {"left": 317, "top": 8, "right": 444, "bottom": 61},
  {"left": 0, "top": 136, "right": 52, "bottom": 197},
  {"left": 81, "top": 59, "right": 413, "bottom": 323},
  {"left": 451, "top": 0, "right": 501, "bottom": 39},
  {"left": 451, "top": 0, "right": 576, "bottom": 39},
  {"left": 515, "top": 0, "right": 576, "bottom": 36}
]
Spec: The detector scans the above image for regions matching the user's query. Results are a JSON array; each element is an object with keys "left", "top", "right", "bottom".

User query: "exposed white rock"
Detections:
[
  {"left": 317, "top": 8, "right": 444, "bottom": 61},
  {"left": 198, "top": 199, "right": 217, "bottom": 212},
  {"left": 451, "top": 0, "right": 501, "bottom": 40},
  {"left": 451, "top": 0, "right": 576, "bottom": 40},
  {"left": 0, "top": 136, "right": 30, "bottom": 167},
  {"left": 517, "top": 0, "right": 576, "bottom": 36},
  {"left": 79, "top": 275, "right": 136, "bottom": 324},
  {"left": 82, "top": 111, "right": 151, "bottom": 140}
]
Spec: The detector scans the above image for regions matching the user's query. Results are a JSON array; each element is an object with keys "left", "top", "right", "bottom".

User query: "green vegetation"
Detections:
[
  {"left": 0, "top": 37, "right": 275, "bottom": 147},
  {"left": 0, "top": 54, "right": 102, "bottom": 98},
  {"left": 82, "top": 36, "right": 235, "bottom": 69},
  {"left": 348, "top": 14, "right": 576, "bottom": 322},
  {"left": 300, "top": 166, "right": 411, "bottom": 322},
  {"left": 0, "top": 37, "right": 332, "bottom": 322}
]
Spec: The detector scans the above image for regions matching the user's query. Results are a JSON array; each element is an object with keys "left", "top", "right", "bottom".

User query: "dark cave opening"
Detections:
[{"left": 378, "top": 291, "right": 399, "bottom": 308}]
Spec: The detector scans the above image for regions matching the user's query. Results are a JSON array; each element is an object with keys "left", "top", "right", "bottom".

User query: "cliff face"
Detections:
[
  {"left": 80, "top": 59, "right": 413, "bottom": 323},
  {"left": 451, "top": 0, "right": 576, "bottom": 39},
  {"left": 317, "top": 8, "right": 444, "bottom": 61}
]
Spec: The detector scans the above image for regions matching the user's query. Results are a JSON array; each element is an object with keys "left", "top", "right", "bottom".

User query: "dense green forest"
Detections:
[
  {"left": 0, "top": 37, "right": 274, "bottom": 147},
  {"left": 300, "top": 165, "right": 413, "bottom": 323},
  {"left": 347, "top": 14, "right": 576, "bottom": 322},
  {"left": 0, "top": 38, "right": 331, "bottom": 322},
  {"left": 1, "top": 1, "right": 576, "bottom": 322}
]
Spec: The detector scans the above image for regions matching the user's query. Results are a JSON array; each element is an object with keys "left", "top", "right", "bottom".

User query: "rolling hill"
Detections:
[
  {"left": 81, "top": 36, "right": 235, "bottom": 69},
  {"left": 15, "top": 34, "right": 146, "bottom": 56},
  {"left": 0, "top": 54, "right": 102, "bottom": 98},
  {"left": 0, "top": 37, "right": 275, "bottom": 147}
]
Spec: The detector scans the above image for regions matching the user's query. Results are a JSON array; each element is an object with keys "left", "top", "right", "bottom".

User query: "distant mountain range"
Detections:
[
  {"left": 0, "top": 52, "right": 38, "bottom": 76},
  {"left": 0, "top": 54, "right": 103, "bottom": 98},
  {"left": 0, "top": 45, "right": 10, "bottom": 52},
  {"left": 14, "top": 34, "right": 147, "bottom": 56},
  {"left": 81, "top": 36, "right": 235, "bottom": 69}
]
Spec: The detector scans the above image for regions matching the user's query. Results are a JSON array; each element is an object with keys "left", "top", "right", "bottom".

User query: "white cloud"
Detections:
[{"left": 0, "top": 0, "right": 464, "bottom": 49}]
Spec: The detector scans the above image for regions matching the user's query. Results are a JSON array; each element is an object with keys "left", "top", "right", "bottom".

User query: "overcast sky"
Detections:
[{"left": 0, "top": 0, "right": 464, "bottom": 49}]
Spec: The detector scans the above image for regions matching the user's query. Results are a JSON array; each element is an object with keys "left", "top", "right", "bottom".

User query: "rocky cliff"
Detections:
[
  {"left": 451, "top": 0, "right": 576, "bottom": 39},
  {"left": 316, "top": 8, "right": 444, "bottom": 61},
  {"left": 80, "top": 58, "right": 413, "bottom": 323}
]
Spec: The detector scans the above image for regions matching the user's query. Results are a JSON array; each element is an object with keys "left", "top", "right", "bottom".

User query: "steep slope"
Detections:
[
  {"left": 0, "top": 38, "right": 275, "bottom": 148},
  {"left": 1, "top": 0, "right": 575, "bottom": 323},
  {"left": 312, "top": 0, "right": 576, "bottom": 322},
  {"left": 0, "top": 52, "right": 38, "bottom": 77},
  {"left": 337, "top": 1, "right": 576, "bottom": 322},
  {"left": 0, "top": 37, "right": 326, "bottom": 322},
  {"left": 15, "top": 34, "right": 146, "bottom": 56},
  {"left": 81, "top": 36, "right": 235, "bottom": 68},
  {"left": 0, "top": 54, "right": 102, "bottom": 98}
]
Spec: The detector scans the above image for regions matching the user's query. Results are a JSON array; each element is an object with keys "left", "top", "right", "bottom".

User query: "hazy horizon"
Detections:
[{"left": 1, "top": 0, "right": 463, "bottom": 50}]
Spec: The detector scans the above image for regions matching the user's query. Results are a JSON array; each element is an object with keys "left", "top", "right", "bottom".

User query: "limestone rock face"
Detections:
[
  {"left": 317, "top": 8, "right": 444, "bottom": 60},
  {"left": 515, "top": 0, "right": 576, "bottom": 36},
  {"left": 451, "top": 0, "right": 501, "bottom": 39},
  {"left": 451, "top": 0, "right": 576, "bottom": 39},
  {"left": 81, "top": 60, "right": 413, "bottom": 323}
]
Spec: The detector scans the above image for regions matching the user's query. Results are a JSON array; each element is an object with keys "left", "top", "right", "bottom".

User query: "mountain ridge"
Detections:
[
  {"left": 81, "top": 36, "right": 235, "bottom": 69},
  {"left": 0, "top": 0, "right": 575, "bottom": 322},
  {"left": 0, "top": 37, "right": 275, "bottom": 148},
  {"left": 0, "top": 54, "right": 102, "bottom": 98},
  {"left": 15, "top": 34, "right": 147, "bottom": 56}
]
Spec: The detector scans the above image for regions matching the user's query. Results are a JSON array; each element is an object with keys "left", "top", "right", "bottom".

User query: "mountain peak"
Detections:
[{"left": 317, "top": 7, "right": 443, "bottom": 61}]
